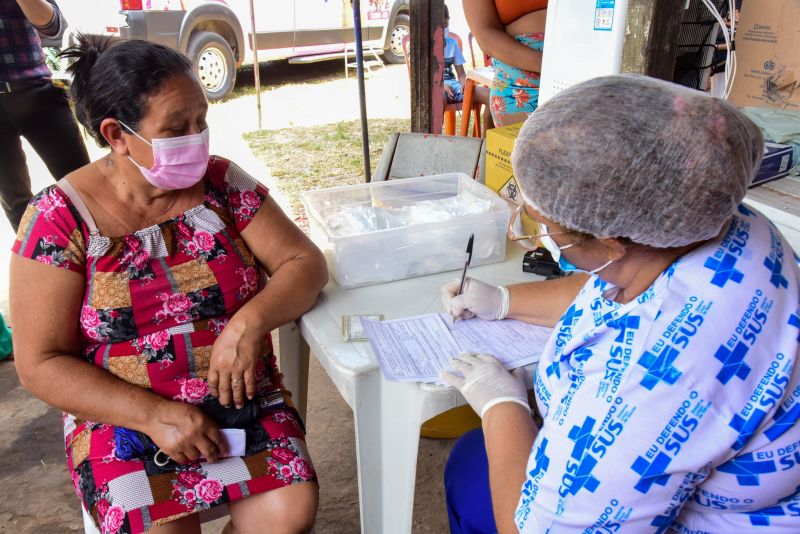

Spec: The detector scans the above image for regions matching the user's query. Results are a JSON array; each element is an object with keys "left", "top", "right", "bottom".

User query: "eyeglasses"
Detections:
[{"left": 506, "top": 203, "right": 569, "bottom": 251}]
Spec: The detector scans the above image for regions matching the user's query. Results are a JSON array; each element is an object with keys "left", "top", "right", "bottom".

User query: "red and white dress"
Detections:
[{"left": 13, "top": 157, "right": 316, "bottom": 534}]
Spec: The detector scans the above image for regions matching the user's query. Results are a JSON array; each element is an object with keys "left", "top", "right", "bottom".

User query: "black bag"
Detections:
[
  {"left": 113, "top": 397, "right": 261, "bottom": 464},
  {"left": 200, "top": 396, "right": 261, "bottom": 428}
]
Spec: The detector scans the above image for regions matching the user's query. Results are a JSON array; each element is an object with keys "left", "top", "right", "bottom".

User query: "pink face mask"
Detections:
[{"left": 120, "top": 121, "right": 210, "bottom": 190}]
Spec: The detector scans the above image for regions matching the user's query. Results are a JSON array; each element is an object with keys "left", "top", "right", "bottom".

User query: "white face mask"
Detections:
[{"left": 540, "top": 226, "right": 614, "bottom": 275}]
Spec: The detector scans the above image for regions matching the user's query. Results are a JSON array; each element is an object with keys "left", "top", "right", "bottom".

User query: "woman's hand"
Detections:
[
  {"left": 208, "top": 317, "right": 265, "bottom": 409},
  {"left": 146, "top": 400, "right": 227, "bottom": 464},
  {"left": 440, "top": 352, "right": 530, "bottom": 418},
  {"left": 441, "top": 277, "right": 510, "bottom": 321}
]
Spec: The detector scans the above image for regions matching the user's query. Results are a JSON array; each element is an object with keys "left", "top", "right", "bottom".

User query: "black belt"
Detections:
[{"left": 0, "top": 80, "right": 49, "bottom": 94}]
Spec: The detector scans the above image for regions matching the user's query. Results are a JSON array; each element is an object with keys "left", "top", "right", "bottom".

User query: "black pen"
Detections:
[{"left": 456, "top": 233, "right": 475, "bottom": 297}]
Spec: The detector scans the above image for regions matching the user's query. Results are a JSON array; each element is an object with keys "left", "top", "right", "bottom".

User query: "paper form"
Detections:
[
  {"left": 442, "top": 314, "right": 553, "bottom": 368},
  {"left": 360, "top": 315, "right": 462, "bottom": 382},
  {"left": 361, "top": 314, "right": 553, "bottom": 383}
]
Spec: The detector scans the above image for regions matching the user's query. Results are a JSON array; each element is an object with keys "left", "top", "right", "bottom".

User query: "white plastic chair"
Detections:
[{"left": 344, "top": 43, "right": 385, "bottom": 78}]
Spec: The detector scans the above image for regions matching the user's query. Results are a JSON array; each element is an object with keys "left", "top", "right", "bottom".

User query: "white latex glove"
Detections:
[
  {"left": 441, "top": 277, "right": 510, "bottom": 321},
  {"left": 440, "top": 353, "right": 530, "bottom": 418}
]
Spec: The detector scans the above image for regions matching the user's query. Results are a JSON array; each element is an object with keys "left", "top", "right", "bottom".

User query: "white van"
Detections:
[{"left": 58, "top": 0, "right": 410, "bottom": 101}]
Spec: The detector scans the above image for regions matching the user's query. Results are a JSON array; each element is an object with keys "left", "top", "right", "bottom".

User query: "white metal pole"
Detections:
[{"left": 249, "top": 0, "right": 262, "bottom": 129}]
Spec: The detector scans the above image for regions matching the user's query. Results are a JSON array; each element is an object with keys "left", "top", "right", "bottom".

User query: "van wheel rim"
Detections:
[
  {"left": 390, "top": 24, "right": 410, "bottom": 57},
  {"left": 197, "top": 47, "right": 228, "bottom": 93}
]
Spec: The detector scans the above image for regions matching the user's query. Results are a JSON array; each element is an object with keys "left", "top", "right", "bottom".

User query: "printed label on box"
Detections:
[
  {"left": 594, "top": 0, "right": 615, "bottom": 31},
  {"left": 728, "top": 0, "right": 800, "bottom": 109},
  {"left": 780, "top": 154, "right": 791, "bottom": 172},
  {"left": 498, "top": 176, "right": 521, "bottom": 204}
]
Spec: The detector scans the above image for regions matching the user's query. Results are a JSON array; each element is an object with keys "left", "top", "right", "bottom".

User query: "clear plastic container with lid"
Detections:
[{"left": 301, "top": 173, "right": 510, "bottom": 288}]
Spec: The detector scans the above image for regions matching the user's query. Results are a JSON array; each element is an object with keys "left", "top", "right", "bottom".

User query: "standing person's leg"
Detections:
[
  {"left": 19, "top": 82, "right": 90, "bottom": 186},
  {"left": 445, "top": 428, "right": 498, "bottom": 534},
  {"left": 0, "top": 93, "right": 35, "bottom": 232}
]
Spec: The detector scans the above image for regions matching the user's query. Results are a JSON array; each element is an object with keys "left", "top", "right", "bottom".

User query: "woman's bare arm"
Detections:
[
  {"left": 231, "top": 195, "right": 328, "bottom": 338},
  {"left": 507, "top": 273, "right": 588, "bottom": 327},
  {"left": 12, "top": 258, "right": 169, "bottom": 431},
  {"left": 504, "top": 9, "right": 547, "bottom": 37},
  {"left": 463, "top": 0, "right": 543, "bottom": 72},
  {"left": 483, "top": 403, "right": 538, "bottom": 533}
]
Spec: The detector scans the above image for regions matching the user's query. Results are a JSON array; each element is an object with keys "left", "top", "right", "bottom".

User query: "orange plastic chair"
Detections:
[
  {"left": 467, "top": 32, "right": 492, "bottom": 68},
  {"left": 461, "top": 32, "right": 494, "bottom": 137},
  {"left": 401, "top": 33, "right": 482, "bottom": 136}
]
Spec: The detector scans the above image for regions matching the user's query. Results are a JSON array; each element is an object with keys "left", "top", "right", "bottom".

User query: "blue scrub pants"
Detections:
[{"left": 445, "top": 429, "right": 498, "bottom": 534}]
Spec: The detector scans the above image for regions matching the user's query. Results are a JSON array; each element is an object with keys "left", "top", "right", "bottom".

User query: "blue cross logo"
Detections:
[
  {"left": 730, "top": 409, "right": 768, "bottom": 451},
  {"left": 564, "top": 455, "right": 601, "bottom": 496},
  {"left": 568, "top": 417, "right": 596, "bottom": 460},
  {"left": 713, "top": 341, "right": 752, "bottom": 384},
  {"left": 593, "top": 277, "right": 607, "bottom": 290},
  {"left": 748, "top": 506, "right": 786, "bottom": 527},
  {"left": 764, "top": 256, "right": 789, "bottom": 289},
  {"left": 717, "top": 452, "right": 777, "bottom": 486},
  {"left": 650, "top": 506, "right": 681, "bottom": 534},
  {"left": 637, "top": 346, "right": 683, "bottom": 390},
  {"left": 765, "top": 403, "right": 800, "bottom": 442},
  {"left": 545, "top": 346, "right": 575, "bottom": 380},
  {"left": 529, "top": 438, "right": 550, "bottom": 479},
  {"left": 561, "top": 304, "right": 584, "bottom": 327},
  {"left": 738, "top": 204, "right": 754, "bottom": 217},
  {"left": 789, "top": 314, "right": 800, "bottom": 342},
  {"left": 545, "top": 360, "right": 561, "bottom": 380},
  {"left": 704, "top": 253, "right": 744, "bottom": 287},
  {"left": 607, "top": 315, "right": 641, "bottom": 343},
  {"left": 631, "top": 452, "right": 672, "bottom": 494},
  {"left": 572, "top": 346, "right": 594, "bottom": 364}
]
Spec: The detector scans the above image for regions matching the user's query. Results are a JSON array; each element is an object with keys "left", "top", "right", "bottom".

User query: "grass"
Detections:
[
  {"left": 227, "top": 60, "right": 349, "bottom": 101},
  {"left": 244, "top": 118, "right": 410, "bottom": 230}
]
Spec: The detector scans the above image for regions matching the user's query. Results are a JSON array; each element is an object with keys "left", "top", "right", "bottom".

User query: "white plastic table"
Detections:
[{"left": 283, "top": 245, "right": 541, "bottom": 533}]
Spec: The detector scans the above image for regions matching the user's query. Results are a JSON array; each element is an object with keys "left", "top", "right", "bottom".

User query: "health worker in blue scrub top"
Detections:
[{"left": 440, "top": 74, "right": 800, "bottom": 534}]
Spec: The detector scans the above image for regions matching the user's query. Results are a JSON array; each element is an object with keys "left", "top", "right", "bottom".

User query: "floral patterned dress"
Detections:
[
  {"left": 490, "top": 32, "right": 545, "bottom": 126},
  {"left": 13, "top": 157, "right": 316, "bottom": 534}
]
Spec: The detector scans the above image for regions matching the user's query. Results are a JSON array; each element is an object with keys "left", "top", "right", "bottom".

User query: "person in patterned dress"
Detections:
[
  {"left": 10, "top": 35, "right": 328, "bottom": 534},
  {"left": 464, "top": 0, "right": 547, "bottom": 127}
]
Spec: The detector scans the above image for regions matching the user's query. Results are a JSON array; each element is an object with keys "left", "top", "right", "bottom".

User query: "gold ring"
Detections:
[{"left": 231, "top": 377, "right": 243, "bottom": 386}]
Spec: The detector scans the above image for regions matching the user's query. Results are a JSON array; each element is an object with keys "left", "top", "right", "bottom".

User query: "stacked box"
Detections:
[
  {"left": 485, "top": 122, "right": 524, "bottom": 203},
  {"left": 750, "top": 142, "right": 794, "bottom": 188}
]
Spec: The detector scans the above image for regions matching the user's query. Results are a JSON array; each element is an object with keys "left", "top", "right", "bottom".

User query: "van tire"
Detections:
[
  {"left": 384, "top": 13, "right": 409, "bottom": 64},
  {"left": 188, "top": 31, "right": 236, "bottom": 102}
]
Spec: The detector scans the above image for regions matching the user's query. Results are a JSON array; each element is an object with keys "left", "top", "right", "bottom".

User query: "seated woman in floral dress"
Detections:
[{"left": 10, "top": 35, "right": 328, "bottom": 534}]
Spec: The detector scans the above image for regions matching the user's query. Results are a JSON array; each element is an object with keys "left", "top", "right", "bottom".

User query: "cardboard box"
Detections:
[
  {"left": 485, "top": 122, "right": 524, "bottom": 203},
  {"left": 750, "top": 142, "right": 794, "bottom": 187},
  {"left": 728, "top": 0, "right": 800, "bottom": 110}
]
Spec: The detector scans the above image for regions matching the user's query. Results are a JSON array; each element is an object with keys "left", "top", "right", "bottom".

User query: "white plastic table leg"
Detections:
[
  {"left": 277, "top": 321, "right": 309, "bottom": 422},
  {"left": 353, "top": 372, "right": 426, "bottom": 534}
]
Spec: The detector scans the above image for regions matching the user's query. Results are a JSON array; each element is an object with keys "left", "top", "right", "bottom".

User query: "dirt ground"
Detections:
[
  {"left": 0, "top": 352, "right": 454, "bottom": 534},
  {"left": 0, "top": 27, "right": 475, "bottom": 530}
]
